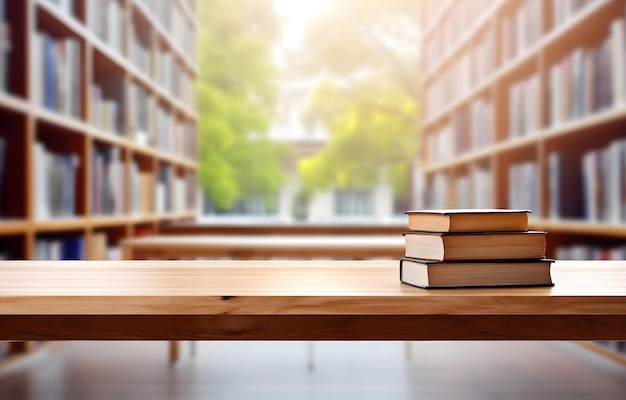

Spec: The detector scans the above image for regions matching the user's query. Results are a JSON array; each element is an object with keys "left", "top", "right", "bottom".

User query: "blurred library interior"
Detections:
[{"left": 1, "top": 0, "right": 626, "bottom": 398}]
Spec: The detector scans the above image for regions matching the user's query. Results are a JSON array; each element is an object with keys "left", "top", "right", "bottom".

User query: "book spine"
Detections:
[
  {"left": 43, "top": 35, "right": 57, "bottom": 111},
  {"left": 0, "top": 1, "right": 10, "bottom": 93},
  {"left": 0, "top": 136, "right": 4, "bottom": 217}
]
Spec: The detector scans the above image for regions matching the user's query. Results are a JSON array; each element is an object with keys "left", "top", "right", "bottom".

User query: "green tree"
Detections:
[
  {"left": 299, "top": 0, "right": 421, "bottom": 97},
  {"left": 299, "top": 79, "right": 418, "bottom": 199},
  {"left": 197, "top": 0, "right": 292, "bottom": 210},
  {"left": 294, "top": 0, "right": 421, "bottom": 201}
]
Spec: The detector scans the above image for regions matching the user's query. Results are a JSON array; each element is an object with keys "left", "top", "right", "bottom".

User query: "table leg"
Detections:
[
  {"left": 307, "top": 341, "right": 315, "bottom": 370},
  {"left": 405, "top": 341, "right": 412, "bottom": 361},
  {"left": 169, "top": 340, "right": 180, "bottom": 363}
]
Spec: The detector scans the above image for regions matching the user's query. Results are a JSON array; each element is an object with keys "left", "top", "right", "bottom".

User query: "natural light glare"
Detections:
[
  {"left": 273, "top": 0, "right": 333, "bottom": 64},
  {"left": 274, "top": 0, "right": 331, "bottom": 20}
]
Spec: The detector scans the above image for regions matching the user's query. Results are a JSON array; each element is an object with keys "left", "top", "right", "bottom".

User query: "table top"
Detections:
[{"left": 1, "top": 260, "right": 625, "bottom": 316}]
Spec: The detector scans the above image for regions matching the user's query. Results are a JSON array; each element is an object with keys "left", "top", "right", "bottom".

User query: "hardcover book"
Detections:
[
  {"left": 404, "top": 230, "right": 546, "bottom": 262},
  {"left": 404, "top": 209, "right": 529, "bottom": 233},
  {"left": 399, "top": 257, "right": 554, "bottom": 289}
]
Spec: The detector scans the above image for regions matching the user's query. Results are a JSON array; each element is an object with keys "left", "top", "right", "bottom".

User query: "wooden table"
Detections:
[
  {"left": 1, "top": 260, "right": 625, "bottom": 341},
  {"left": 158, "top": 223, "right": 405, "bottom": 236},
  {"left": 121, "top": 234, "right": 406, "bottom": 362},
  {"left": 121, "top": 235, "right": 406, "bottom": 260}
]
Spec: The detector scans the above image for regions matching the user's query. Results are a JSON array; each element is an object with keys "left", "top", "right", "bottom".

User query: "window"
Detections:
[
  {"left": 203, "top": 193, "right": 278, "bottom": 216},
  {"left": 334, "top": 189, "right": 374, "bottom": 217}
]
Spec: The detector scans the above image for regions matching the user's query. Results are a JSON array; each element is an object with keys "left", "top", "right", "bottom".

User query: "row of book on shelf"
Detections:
[
  {"left": 128, "top": 17, "right": 197, "bottom": 107},
  {"left": 427, "top": 5, "right": 626, "bottom": 165},
  {"left": 32, "top": 141, "right": 196, "bottom": 220},
  {"left": 422, "top": 49, "right": 490, "bottom": 122},
  {"left": 130, "top": 21, "right": 151, "bottom": 73},
  {"left": 508, "top": 161, "right": 540, "bottom": 215},
  {"left": 136, "top": 0, "right": 197, "bottom": 62},
  {"left": 28, "top": 32, "right": 197, "bottom": 159},
  {"left": 92, "top": 79, "right": 196, "bottom": 155},
  {"left": 0, "top": 225, "right": 159, "bottom": 260},
  {"left": 426, "top": 0, "right": 543, "bottom": 118},
  {"left": 131, "top": 83, "right": 151, "bottom": 145},
  {"left": 500, "top": 0, "right": 543, "bottom": 65},
  {"left": 508, "top": 75, "right": 540, "bottom": 140},
  {"left": 129, "top": 15, "right": 197, "bottom": 105},
  {"left": 130, "top": 20, "right": 196, "bottom": 105},
  {"left": 45, "top": 0, "right": 196, "bottom": 65},
  {"left": 399, "top": 209, "right": 552, "bottom": 289},
  {"left": 88, "top": 0, "right": 124, "bottom": 56},
  {"left": 549, "top": 9, "right": 626, "bottom": 127},
  {"left": 426, "top": 166, "right": 494, "bottom": 211},
  {"left": 153, "top": 165, "right": 195, "bottom": 215},
  {"left": 424, "top": 0, "right": 623, "bottom": 128},
  {"left": 556, "top": 243, "right": 626, "bottom": 260},
  {"left": 92, "top": 146, "right": 124, "bottom": 216},
  {"left": 30, "top": 30, "right": 196, "bottom": 148},
  {"left": 35, "top": 232, "right": 122, "bottom": 260},
  {"left": 426, "top": 134, "right": 626, "bottom": 225},
  {"left": 93, "top": 80, "right": 197, "bottom": 160},
  {"left": 424, "top": 0, "right": 601, "bottom": 78},
  {"left": 423, "top": 0, "right": 495, "bottom": 72},
  {"left": 426, "top": 98, "right": 494, "bottom": 165},
  {"left": 92, "top": 79, "right": 124, "bottom": 136},
  {"left": 32, "top": 31, "right": 82, "bottom": 119},
  {"left": 424, "top": 0, "right": 550, "bottom": 119},
  {"left": 551, "top": 136, "right": 626, "bottom": 224},
  {"left": 30, "top": 17, "right": 194, "bottom": 119},
  {"left": 89, "top": 0, "right": 197, "bottom": 98},
  {"left": 35, "top": 235, "right": 86, "bottom": 260},
  {"left": 33, "top": 141, "right": 80, "bottom": 220}
]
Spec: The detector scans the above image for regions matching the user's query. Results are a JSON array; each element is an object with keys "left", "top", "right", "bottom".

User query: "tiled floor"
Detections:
[{"left": 0, "top": 341, "right": 625, "bottom": 399}]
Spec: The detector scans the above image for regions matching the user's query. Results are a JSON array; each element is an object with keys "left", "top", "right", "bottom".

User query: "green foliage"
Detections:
[
  {"left": 197, "top": 0, "right": 292, "bottom": 210},
  {"left": 298, "top": 80, "right": 418, "bottom": 198},
  {"left": 298, "top": 0, "right": 421, "bottom": 97},
  {"left": 295, "top": 1, "right": 422, "bottom": 199}
]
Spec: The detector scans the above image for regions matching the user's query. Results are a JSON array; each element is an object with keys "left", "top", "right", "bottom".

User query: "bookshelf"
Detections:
[
  {"left": 0, "top": 0, "right": 198, "bottom": 358},
  {"left": 420, "top": 0, "right": 626, "bottom": 362}
]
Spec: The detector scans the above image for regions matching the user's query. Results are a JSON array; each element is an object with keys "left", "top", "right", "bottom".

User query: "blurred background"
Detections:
[
  {"left": 196, "top": 0, "right": 419, "bottom": 225},
  {"left": 1, "top": 0, "right": 624, "bottom": 262},
  {"left": 1, "top": 0, "right": 626, "bottom": 398}
]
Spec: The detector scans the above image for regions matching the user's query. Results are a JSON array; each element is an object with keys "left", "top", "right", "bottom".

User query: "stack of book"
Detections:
[{"left": 399, "top": 209, "right": 553, "bottom": 289}]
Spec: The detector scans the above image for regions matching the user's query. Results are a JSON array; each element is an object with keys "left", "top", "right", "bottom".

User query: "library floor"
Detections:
[{"left": 0, "top": 341, "right": 625, "bottom": 400}]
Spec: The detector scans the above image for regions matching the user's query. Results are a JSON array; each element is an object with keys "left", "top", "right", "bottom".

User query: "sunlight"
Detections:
[
  {"left": 274, "top": 0, "right": 332, "bottom": 21},
  {"left": 273, "top": 0, "right": 333, "bottom": 61}
]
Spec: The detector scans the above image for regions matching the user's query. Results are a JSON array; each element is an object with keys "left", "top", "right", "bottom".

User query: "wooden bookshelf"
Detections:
[
  {"left": 420, "top": 0, "right": 626, "bottom": 362},
  {"left": 0, "top": 0, "right": 198, "bottom": 358}
]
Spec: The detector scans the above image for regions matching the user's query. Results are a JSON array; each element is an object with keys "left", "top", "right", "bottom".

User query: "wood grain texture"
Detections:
[
  {"left": 2, "top": 315, "right": 625, "bottom": 341},
  {"left": 121, "top": 235, "right": 405, "bottom": 260},
  {"left": 0, "top": 260, "right": 626, "bottom": 315},
  {"left": 0, "top": 260, "right": 626, "bottom": 340}
]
